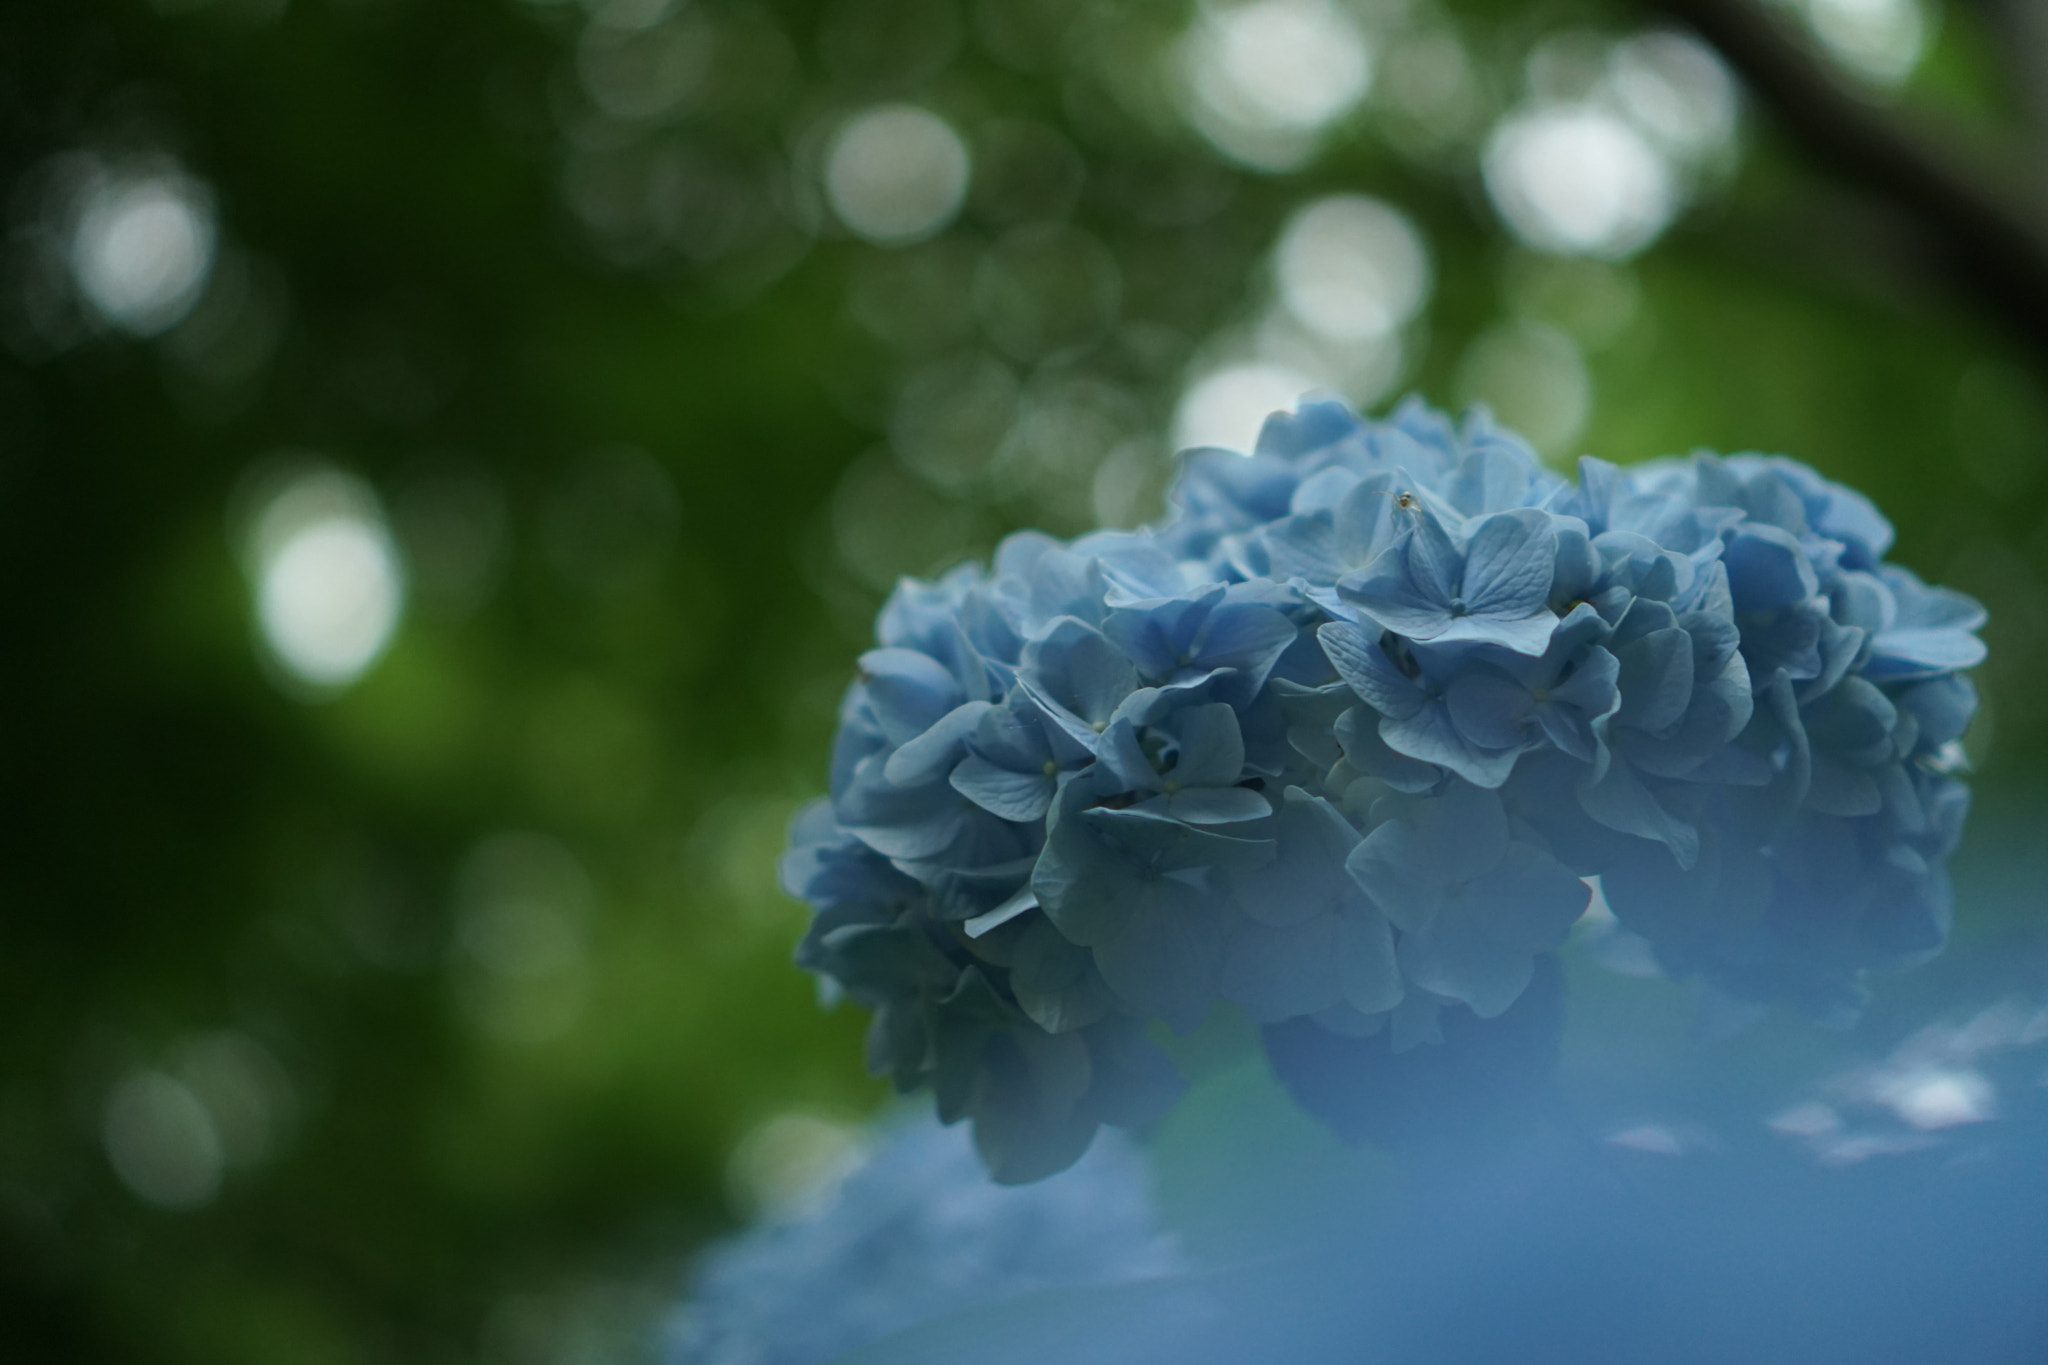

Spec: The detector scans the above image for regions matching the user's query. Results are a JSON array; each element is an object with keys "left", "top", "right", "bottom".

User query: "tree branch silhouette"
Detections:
[{"left": 1651, "top": 0, "right": 2048, "bottom": 349}]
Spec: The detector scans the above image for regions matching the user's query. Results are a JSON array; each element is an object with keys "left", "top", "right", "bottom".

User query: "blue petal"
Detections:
[
  {"left": 1404, "top": 509, "right": 1464, "bottom": 604},
  {"left": 1431, "top": 608, "right": 1559, "bottom": 656},
  {"left": 1345, "top": 819, "right": 1445, "bottom": 933},
  {"left": 1380, "top": 702, "right": 1525, "bottom": 789},
  {"left": 1445, "top": 442, "right": 1541, "bottom": 516},
  {"left": 1160, "top": 702, "right": 1247, "bottom": 790},
  {"left": 1444, "top": 669, "right": 1535, "bottom": 751},
  {"left": 1092, "top": 884, "right": 1235, "bottom": 1034},
  {"left": 1318, "top": 621, "right": 1426, "bottom": 719},
  {"left": 1338, "top": 560, "right": 1451, "bottom": 641},
  {"left": 1192, "top": 602, "right": 1299, "bottom": 685},
  {"left": 1259, "top": 509, "right": 1348, "bottom": 586},
  {"left": 1162, "top": 787, "right": 1271, "bottom": 824},
  {"left": 966, "top": 698, "right": 1057, "bottom": 767},
  {"left": 1018, "top": 617, "right": 1139, "bottom": 750},
  {"left": 836, "top": 757, "right": 972, "bottom": 863},
  {"left": 1612, "top": 627, "right": 1694, "bottom": 734},
  {"left": 1460, "top": 508, "right": 1558, "bottom": 618},
  {"left": 1227, "top": 788, "right": 1365, "bottom": 928},
  {"left": 1006, "top": 918, "right": 1115, "bottom": 1033},
  {"left": 1549, "top": 643, "right": 1620, "bottom": 717},
  {"left": 1092, "top": 810, "right": 1277, "bottom": 878},
  {"left": 1576, "top": 759, "right": 1698, "bottom": 868},
  {"left": 949, "top": 755, "right": 1056, "bottom": 823},
  {"left": 964, "top": 884, "right": 1040, "bottom": 938},
  {"left": 1256, "top": 396, "right": 1361, "bottom": 458},
  {"left": 1031, "top": 830, "right": 1136, "bottom": 948},
  {"left": 1805, "top": 676, "right": 1898, "bottom": 763},
  {"left": 1100, "top": 587, "right": 1226, "bottom": 677},
  {"left": 859, "top": 647, "right": 966, "bottom": 745},
  {"left": 1397, "top": 844, "right": 1586, "bottom": 1017},
  {"left": 1869, "top": 578, "right": 1988, "bottom": 677},
  {"left": 1096, "top": 716, "right": 1164, "bottom": 794},
  {"left": 884, "top": 701, "right": 993, "bottom": 786},
  {"left": 1723, "top": 525, "right": 1818, "bottom": 612},
  {"left": 1895, "top": 674, "right": 1978, "bottom": 747}
]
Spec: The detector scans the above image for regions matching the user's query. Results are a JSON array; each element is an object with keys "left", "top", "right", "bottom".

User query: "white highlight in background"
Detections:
[
  {"left": 69, "top": 168, "right": 216, "bottom": 336},
  {"left": 1177, "top": 0, "right": 1371, "bottom": 170},
  {"left": 726, "top": 1112, "right": 868, "bottom": 1220},
  {"left": 103, "top": 1070, "right": 224, "bottom": 1210},
  {"left": 248, "top": 468, "right": 405, "bottom": 691},
  {"left": 1799, "top": 0, "right": 1927, "bottom": 89},
  {"left": 1174, "top": 363, "right": 1315, "bottom": 454},
  {"left": 1483, "top": 106, "right": 1674, "bottom": 260},
  {"left": 1456, "top": 321, "right": 1592, "bottom": 457},
  {"left": 1876, "top": 1068, "right": 1996, "bottom": 1131},
  {"left": 1606, "top": 31, "right": 1738, "bottom": 160},
  {"left": 824, "top": 105, "right": 971, "bottom": 246},
  {"left": 1273, "top": 196, "right": 1431, "bottom": 342}
]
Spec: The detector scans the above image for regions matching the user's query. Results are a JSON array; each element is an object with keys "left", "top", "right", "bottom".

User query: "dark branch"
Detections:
[{"left": 1648, "top": 0, "right": 2048, "bottom": 351}]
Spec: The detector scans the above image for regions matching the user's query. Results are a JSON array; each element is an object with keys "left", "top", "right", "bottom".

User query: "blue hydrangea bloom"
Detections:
[
  {"left": 666, "top": 1116, "right": 1175, "bottom": 1365},
  {"left": 786, "top": 395, "right": 1986, "bottom": 1177}
]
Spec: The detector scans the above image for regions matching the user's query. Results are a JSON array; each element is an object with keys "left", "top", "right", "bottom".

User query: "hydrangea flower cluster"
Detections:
[
  {"left": 784, "top": 397, "right": 1985, "bottom": 1179},
  {"left": 667, "top": 1117, "right": 1174, "bottom": 1364}
]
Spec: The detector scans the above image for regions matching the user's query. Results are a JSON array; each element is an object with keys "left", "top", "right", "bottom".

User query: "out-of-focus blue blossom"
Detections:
[
  {"left": 667, "top": 1116, "right": 1177, "bottom": 1365},
  {"left": 787, "top": 395, "right": 1987, "bottom": 1177}
]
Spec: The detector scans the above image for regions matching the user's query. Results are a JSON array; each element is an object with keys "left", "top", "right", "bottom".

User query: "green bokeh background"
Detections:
[{"left": 3, "top": 0, "right": 2042, "bottom": 1361}]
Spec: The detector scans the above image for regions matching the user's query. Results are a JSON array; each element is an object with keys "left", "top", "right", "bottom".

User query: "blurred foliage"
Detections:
[{"left": 1, "top": 0, "right": 2044, "bottom": 1361}]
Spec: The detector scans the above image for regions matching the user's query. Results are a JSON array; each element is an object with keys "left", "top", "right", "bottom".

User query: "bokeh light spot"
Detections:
[
  {"left": 69, "top": 169, "right": 216, "bottom": 336},
  {"left": 890, "top": 351, "right": 1020, "bottom": 495},
  {"left": 452, "top": 832, "right": 597, "bottom": 1043},
  {"left": 725, "top": 1112, "right": 866, "bottom": 1219},
  {"left": 1878, "top": 1068, "right": 1996, "bottom": 1131},
  {"left": 176, "top": 1032, "right": 294, "bottom": 1171},
  {"left": 1607, "top": 31, "right": 1738, "bottom": 160},
  {"left": 1177, "top": 0, "right": 1371, "bottom": 170},
  {"left": 1274, "top": 195, "right": 1431, "bottom": 343},
  {"left": 1801, "top": 0, "right": 1928, "bottom": 89},
  {"left": 576, "top": 10, "right": 713, "bottom": 121},
  {"left": 830, "top": 452, "right": 974, "bottom": 590},
  {"left": 248, "top": 468, "right": 405, "bottom": 692},
  {"left": 103, "top": 1070, "right": 224, "bottom": 1210},
  {"left": 1173, "top": 362, "right": 1315, "bottom": 454},
  {"left": 824, "top": 105, "right": 971, "bottom": 245},
  {"left": 971, "top": 222, "right": 1121, "bottom": 362},
  {"left": 1483, "top": 106, "right": 1674, "bottom": 260},
  {"left": 1455, "top": 321, "right": 1591, "bottom": 456}
]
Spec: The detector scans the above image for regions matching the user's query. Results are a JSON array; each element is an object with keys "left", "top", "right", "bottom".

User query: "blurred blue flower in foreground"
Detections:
[
  {"left": 785, "top": 395, "right": 1986, "bottom": 1179},
  {"left": 667, "top": 1117, "right": 1175, "bottom": 1365}
]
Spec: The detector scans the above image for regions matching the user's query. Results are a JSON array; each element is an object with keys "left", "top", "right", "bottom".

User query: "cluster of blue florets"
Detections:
[
  {"left": 667, "top": 1117, "right": 1174, "bottom": 1364},
  {"left": 783, "top": 397, "right": 1985, "bottom": 1180}
]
